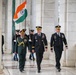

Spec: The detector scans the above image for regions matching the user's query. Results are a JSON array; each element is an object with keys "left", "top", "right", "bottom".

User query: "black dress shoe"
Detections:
[
  {"left": 57, "top": 67, "right": 61, "bottom": 72},
  {"left": 38, "top": 70, "right": 41, "bottom": 73},
  {"left": 58, "top": 69, "right": 61, "bottom": 72},
  {"left": 56, "top": 66, "right": 61, "bottom": 72}
]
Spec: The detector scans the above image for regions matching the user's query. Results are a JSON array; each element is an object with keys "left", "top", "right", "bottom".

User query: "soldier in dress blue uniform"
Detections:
[
  {"left": 15, "top": 29, "right": 29, "bottom": 72},
  {"left": 50, "top": 25, "right": 68, "bottom": 72},
  {"left": 32, "top": 26, "right": 48, "bottom": 73},
  {"left": 28, "top": 30, "right": 35, "bottom": 61}
]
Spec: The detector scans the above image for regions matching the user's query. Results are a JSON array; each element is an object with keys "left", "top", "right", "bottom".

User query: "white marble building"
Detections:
[{"left": 0, "top": 0, "right": 76, "bottom": 74}]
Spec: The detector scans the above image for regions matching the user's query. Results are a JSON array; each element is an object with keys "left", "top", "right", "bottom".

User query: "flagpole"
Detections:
[
  {"left": 41, "top": 0, "right": 42, "bottom": 27},
  {"left": 25, "top": 0, "right": 26, "bottom": 29},
  {"left": 12, "top": 0, "right": 15, "bottom": 53}
]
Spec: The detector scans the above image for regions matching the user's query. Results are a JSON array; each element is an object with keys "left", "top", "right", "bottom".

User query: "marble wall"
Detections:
[
  {"left": 0, "top": 0, "right": 3, "bottom": 73},
  {"left": 66, "top": 0, "right": 76, "bottom": 66},
  {"left": 58, "top": 0, "right": 67, "bottom": 66},
  {"left": 5, "top": 0, "right": 12, "bottom": 53},
  {"left": 40, "top": 0, "right": 56, "bottom": 60},
  {"left": 58, "top": 0, "right": 76, "bottom": 67},
  {"left": 26, "top": 0, "right": 32, "bottom": 34},
  {"left": 31, "top": 0, "right": 42, "bottom": 32},
  {"left": 42, "top": 0, "right": 76, "bottom": 66},
  {"left": 42, "top": 0, "right": 55, "bottom": 41},
  {"left": 41, "top": 0, "right": 56, "bottom": 59}
]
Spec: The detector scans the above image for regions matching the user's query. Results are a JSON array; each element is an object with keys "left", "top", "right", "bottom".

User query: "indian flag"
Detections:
[{"left": 13, "top": 1, "right": 27, "bottom": 24}]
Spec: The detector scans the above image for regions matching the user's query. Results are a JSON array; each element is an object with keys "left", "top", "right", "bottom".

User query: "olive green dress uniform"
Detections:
[
  {"left": 50, "top": 25, "right": 68, "bottom": 71},
  {"left": 32, "top": 26, "right": 48, "bottom": 73},
  {"left": 15, "top": 32, "right": 29, "bottom": 72}
]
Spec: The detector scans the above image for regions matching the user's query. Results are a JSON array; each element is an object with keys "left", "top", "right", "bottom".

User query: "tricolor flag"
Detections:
[{"left": 13, "top": 1, "right": 27, "bottom": 24}]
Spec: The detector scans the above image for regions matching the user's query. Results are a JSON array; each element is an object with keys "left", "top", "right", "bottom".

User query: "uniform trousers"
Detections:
[
  {"left": 36, "top": 52, "right": 43, "bottom": 71},
  {"left": 54, "top": 47, "right": 62, "bottom": 69}
]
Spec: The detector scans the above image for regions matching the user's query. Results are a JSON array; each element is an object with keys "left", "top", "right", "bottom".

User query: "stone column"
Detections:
[
  {"left": 54, "top": 0, "right": 59, "bottom": 25},
  {"left": 4, "top": 1, "right": 8, "bottom": 53},
  {"left": 6, "top": 0, "right": 12, "bottom": 53},
  {"left": 36, "top": 0, "right": 42, "bottom": 27},
  {"left": 29, "top": 0, "right": 41, "bottom": 32},
  {"left": 59, "top": 0, "right": 67, "bottom": 66},
  {"left": 65, "top": 0, "right": 76, "bottom": 67},
  {"left": 59, "top": 0, "right": 76, "bottom": 67},
  {"left": 31, "top": 0, "right": 36, "bottom": 30},
  {"left": 0, "top": 0, "right": 3, "bottom": 74},
  {"left": 2, "top": 0, "right": 7, "bottom": 53},
  {"left": 42, "top": 0, "right": 55, "bottom": 59}
]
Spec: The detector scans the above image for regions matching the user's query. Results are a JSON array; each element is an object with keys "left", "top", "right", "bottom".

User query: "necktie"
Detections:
[{"left": 57, "top": 33, "right": 60, "bottom": 36}]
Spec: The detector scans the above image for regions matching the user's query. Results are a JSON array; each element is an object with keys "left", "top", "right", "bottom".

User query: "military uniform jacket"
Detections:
[
  {"left": 32, "top": 33, "right": 48, "bottom": 53},
  {"left": 50, "top": 33, "right": 67, "bottom": 51},
  {"left": 15, "top": 36, "right": 29, "bottom": 54}
]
